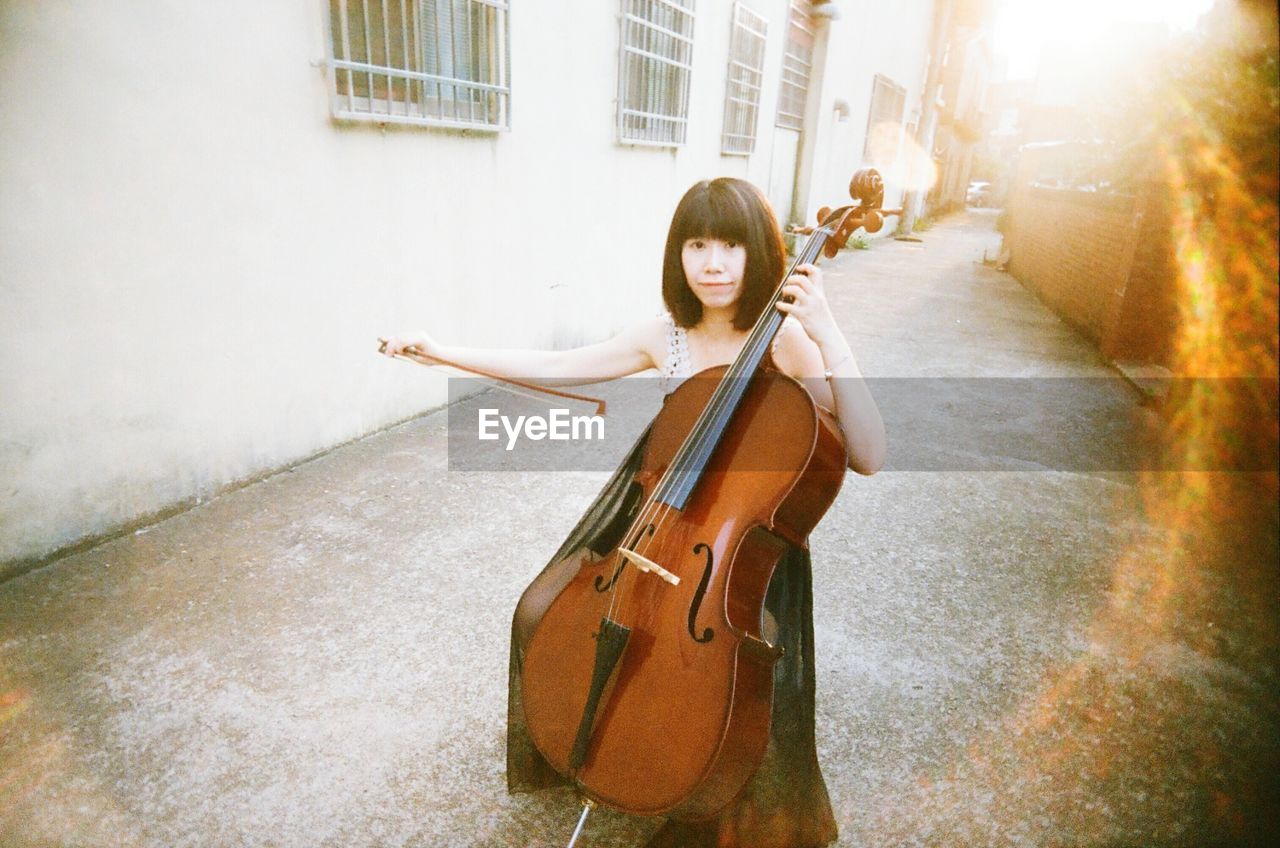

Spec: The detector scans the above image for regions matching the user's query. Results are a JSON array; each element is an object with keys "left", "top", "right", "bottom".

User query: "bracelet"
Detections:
[{"left": 823, "top": 352, "right": 853, "bottom": 380}]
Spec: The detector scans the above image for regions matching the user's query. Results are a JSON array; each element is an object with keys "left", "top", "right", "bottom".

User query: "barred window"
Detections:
[
  {"left": 617, "top": 0, "right": 697, "bottom": 146},
  {"left": 325, "top": 0, "right": 510, "bottom": 131},
  {"left": 863, "top": 74, "right": 906, "bottom": 161},
  {"left": 775, "top": 1, "right": 813, "bottom": 131},
  {"left": 721, "top": 4, "right": 768, "bottom": 155}
]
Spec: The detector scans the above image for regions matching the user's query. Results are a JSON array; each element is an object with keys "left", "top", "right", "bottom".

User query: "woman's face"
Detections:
[{"left": 681, "top": 237, "right": 747, "bottom": 313}]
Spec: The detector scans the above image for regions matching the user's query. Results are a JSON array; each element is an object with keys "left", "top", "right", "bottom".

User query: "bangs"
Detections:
[{"left": 671, "top": 182, "right": 755, "bottom": 245}]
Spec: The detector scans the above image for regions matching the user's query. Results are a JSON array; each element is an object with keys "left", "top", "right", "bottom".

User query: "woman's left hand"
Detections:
[{"left": 775, "top": 264, "right": 841, "bottom": 349}]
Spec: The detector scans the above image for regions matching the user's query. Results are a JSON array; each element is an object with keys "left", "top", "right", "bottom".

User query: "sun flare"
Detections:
[{"left": 993, "top": 0, "right": 1217, "bottom": 78}]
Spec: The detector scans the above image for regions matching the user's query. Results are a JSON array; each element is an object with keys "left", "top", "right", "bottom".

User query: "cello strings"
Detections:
[
  {"left": 659, "top": 226, "right": 829, "bottom": 505},
  {"left": 604, "top": 226, "right": 834, "bottom": 622},
  {"left": 638, "top": 226, "right": 829, "bottom": 522},
  {"left": 612, "top": 227, "right": 831, "bottom": 613}
]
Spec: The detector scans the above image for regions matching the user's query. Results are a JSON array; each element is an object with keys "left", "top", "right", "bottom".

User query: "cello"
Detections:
[{"left": 520, "top": 170, "right": 895, "bottom": 832}]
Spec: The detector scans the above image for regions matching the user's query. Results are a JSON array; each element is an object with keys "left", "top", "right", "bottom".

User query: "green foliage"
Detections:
[
  {"left": 850, "top": 235, "right": 870, "bottom": 250},
  {"left": 914, "top": 217, "right": 933, "bottom": 232}
]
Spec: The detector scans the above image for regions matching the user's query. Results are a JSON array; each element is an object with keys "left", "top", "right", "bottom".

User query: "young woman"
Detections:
[{"left": 381, "top": 178, "right": 885, "bottom": 847}]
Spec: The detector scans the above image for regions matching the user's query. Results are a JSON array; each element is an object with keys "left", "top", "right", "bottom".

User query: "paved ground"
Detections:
[{"left": 2, "top": 211, "right": 1276, "bottom": 847}]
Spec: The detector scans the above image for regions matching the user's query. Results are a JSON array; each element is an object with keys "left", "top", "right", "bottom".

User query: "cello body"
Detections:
[{"left": 519, "top": 365, "right": 846, "bottom": 819}]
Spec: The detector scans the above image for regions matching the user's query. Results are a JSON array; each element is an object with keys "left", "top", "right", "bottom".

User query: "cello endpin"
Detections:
[{"left": 566, "top": 798, "right": 594, "bottom": 848}]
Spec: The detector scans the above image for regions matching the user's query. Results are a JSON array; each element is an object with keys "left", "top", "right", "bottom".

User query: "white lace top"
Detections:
[
  {"left": 658, "top": 312, "right": 692, "bottom": 395},
  {"left": 658, "top": 312, "right": 791, "bottom": 395}
]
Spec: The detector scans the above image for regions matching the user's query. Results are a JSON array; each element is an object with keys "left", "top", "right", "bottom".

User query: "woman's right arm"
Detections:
[{"left": 379, "top": 317, "right": 665, "bottom": 387}]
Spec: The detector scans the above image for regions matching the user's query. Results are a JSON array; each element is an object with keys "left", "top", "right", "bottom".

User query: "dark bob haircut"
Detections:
[{"left": 662, "top": 178, "right": 787, "bottom": 331}]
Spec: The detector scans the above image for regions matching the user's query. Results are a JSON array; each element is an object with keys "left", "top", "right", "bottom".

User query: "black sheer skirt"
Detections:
[{"left": 506, "top": 426, "right": 839, "bottom": 848}]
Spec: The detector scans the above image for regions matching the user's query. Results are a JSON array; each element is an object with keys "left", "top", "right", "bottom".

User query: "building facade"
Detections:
[{"left": 0, "top": 0, "right": 936, "bottom": 572}]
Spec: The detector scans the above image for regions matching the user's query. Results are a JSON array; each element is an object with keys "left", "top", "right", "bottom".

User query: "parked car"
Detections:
[{"left": 966, "top": 180, "right": 991, "bottom": 207}]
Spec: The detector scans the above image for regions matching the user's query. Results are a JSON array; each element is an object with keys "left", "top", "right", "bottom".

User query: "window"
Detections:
[
  {"left": 863, "top": 74, "right": 907, "bottom": 161},
  {"left": 775, "top": 1, "right": 813, "bottom": 131},
  {"left": 721, "top": 4, "right": 768, "bottom": 155},
  {"left": 617, "top": 0, "right": 697, "bottom": 146},
  {"left": 325, "top": 0, "right": 510, "bottom": 130}
]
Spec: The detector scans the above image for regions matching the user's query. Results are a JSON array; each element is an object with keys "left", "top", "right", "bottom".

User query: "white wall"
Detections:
[
  {"left": 798, "top": 0, "right": 935, "bottom": 223},
  {"left": 0, "top": 0, "right": 933, "bottom": 569}
]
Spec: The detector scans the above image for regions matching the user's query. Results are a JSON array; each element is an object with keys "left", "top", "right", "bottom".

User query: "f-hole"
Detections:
[
  {"left": 594, "top": 523, "right": 655, "bottom": 592},
  {"left": 687, "top": 543, "right": 715, "bottom": 643}
]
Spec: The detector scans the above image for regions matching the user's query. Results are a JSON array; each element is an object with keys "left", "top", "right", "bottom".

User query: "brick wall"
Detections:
[
  {"left": 1004, "top": 182, "right": 1176, "bottom": 366},
  {"left": 1108, "top": 189, "right": 1179, "bottom": 365}
]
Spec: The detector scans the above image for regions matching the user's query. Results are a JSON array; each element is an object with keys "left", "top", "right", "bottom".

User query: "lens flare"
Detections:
[
  {"left": 857, "top": 4, "right": 1276, "bottom": 841},
  {"left": 864, "top": 122, "right": 939, "bottom": 192}
]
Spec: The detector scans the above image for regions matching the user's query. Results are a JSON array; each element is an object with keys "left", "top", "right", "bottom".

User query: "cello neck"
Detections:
[
  {"left": 654, "top": 225, "right": 835, "bottom": 510},
  {"left": 737, "top": 224, "right": 836, "bottom": 376}
]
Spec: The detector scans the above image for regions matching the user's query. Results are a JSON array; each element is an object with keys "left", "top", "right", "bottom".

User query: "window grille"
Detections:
[
  {"left": 863, "top": 74, "right": 906, "bottom": 160},
  {"left": 775, "top": 1, "right": 813, "bottom": 131},
  {"left": 721, "top": 4, "right": 768, "bottom": 155},
  {"left": 617, "top": 0, "right": 697, "bottom": 146},
  {"left": 325, "top": 0, "right": 510, "bottom": 130}
]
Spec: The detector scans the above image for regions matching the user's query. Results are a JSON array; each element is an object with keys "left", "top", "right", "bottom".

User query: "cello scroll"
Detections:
[{"left": 797, "top": 167, "right": 904, "bottom": 256}]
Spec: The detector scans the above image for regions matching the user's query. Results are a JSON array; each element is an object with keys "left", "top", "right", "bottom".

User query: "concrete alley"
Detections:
[{"left": 2, "top": 212, "right": 1275, "bottom": 847}]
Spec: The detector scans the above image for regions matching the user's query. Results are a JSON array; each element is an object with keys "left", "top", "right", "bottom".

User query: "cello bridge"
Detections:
[{"left": 618, "top": 548, "right": 680, "bottom": 586}]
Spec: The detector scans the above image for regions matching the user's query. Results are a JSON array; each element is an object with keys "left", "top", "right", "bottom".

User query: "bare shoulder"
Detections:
[
  {"left": 610, "top": 313, "right": 670, "bottom": 372},
  {"left": 586, "top": 313, "right": 670, "bottom": 374},
  {"left": 546, "top": 314, "right": 669, "bottom": 381}
]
